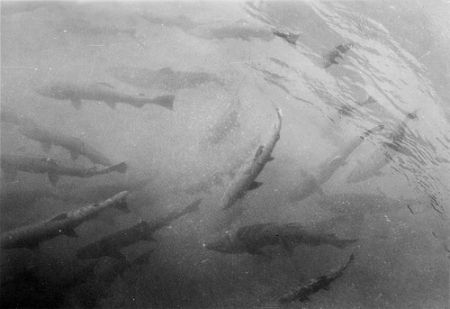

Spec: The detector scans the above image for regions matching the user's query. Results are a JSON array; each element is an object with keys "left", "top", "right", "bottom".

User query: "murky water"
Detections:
[{"left": 1, "top": 1, "right": 449, "bottom": 308}]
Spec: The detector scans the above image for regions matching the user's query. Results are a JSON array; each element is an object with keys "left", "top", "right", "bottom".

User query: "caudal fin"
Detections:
[{"left": 150, "top": 95, "right": 175, "bottom": 111}]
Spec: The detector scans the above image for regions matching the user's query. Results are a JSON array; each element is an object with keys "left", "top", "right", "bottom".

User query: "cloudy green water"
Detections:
[{"left": 1, "top": 1, "right": 449, "bottom": 308}]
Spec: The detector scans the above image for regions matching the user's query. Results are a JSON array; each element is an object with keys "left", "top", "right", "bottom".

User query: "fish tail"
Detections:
[{"left": 150, "top": 95, "right": 175, "bottom": 110}]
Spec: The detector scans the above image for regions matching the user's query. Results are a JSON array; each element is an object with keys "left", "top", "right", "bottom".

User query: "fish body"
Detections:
[
  {"left": 279, "top": 254, "right": 355, "bottom": 303},
  {"left": 1, "top": 154, "right": 126, "bottom": 185},
  {"left": 205, "top": 223, "right": 357, "bottom": 255},
  {"left": 221, "top": 108, "right": 282, "bottom": 210},
  {"left": 35, "top": 81, "right": 174, "bottom": 110},
  {"left": 290, "top": 125, "right": 383, "bottom": 202},
  {"left": 0, "top": 191, "right": 129, "bottom": 249},
  {"left": 108, "top": 66, "right": 222, "bottom": 91},
  {"left": 18, "top": 120, "right": 112, "bottom": 166},
  {"left": 76, "top": 199, "right": 201, "bottom": 260}
]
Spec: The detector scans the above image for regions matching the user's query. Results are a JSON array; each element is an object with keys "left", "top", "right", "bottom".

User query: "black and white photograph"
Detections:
[{"left": 1, "top": 0, "right": 449, "bottom": 308}]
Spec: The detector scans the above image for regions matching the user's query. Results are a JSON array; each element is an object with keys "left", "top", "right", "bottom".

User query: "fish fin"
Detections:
[
  {"left": 64, "top": 228, "right": 78, "bottom": 238},
  {"left": 3, "top": 168, "right": 18, "bottom": 182},
  {"left": 71, "top": 98, "right": 82, "bottom": 110},
  {"left": 267, "top": 156, "right": 275, "bottom": 162},
  {"left": 151, "top": 95, "right": 175, "bottom": 111},
  {"left": 248, "top": 181, "right": 263, "bottom": 191},
  {"left": 96, "top": 82, "right": 115, "bottom": 89},
  {"left": 105, "top": 101, "right": 117, "bottom": 109},
  {"left": 50, "top": 213, "right": 68, "bottom": 221},
  {"left": 70, "top": 151, "right": 80, "bottom": 161},
  {"left": 48, "top": 172, "right": 59, "bottom": 186},
  {"left": 41, "top": 142, "right": 52, "bottom": 153},
  {"left": 109, "top": 162, "right": 127, "bottom": 173}
]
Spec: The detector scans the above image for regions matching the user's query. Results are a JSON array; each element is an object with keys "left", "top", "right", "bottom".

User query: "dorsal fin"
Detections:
[{"left": 96, "top": 82, "right": 115, "bottom": 89}]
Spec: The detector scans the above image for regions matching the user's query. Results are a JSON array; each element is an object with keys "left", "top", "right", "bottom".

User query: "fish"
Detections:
[
  {"left": 1, "top": 154, "right": 127, "bottom": 185},
  {"left": 289, "top": 125, "right": 383, "bottom": 202},
  {"left": 221, "top": 108, "right": 282, "bottom": 210},
  {"left": 347, "top": 111, "right": 417, "bottom": 183},
  {"left": 76, "top": 199, "right": 201, "bottom": 260},
  {"left": 324, "top": 43, "right": 354, "bottom": 68},
  {"left": 16, "top": 119, "right": 113, "bottom": 166},
  {"left": 205, "top": 223, "right": 357, "bottom": 256},
  {"left": 279, "top": 253, "right": 355, "bottom": 303},
  {"left": 108, "top": 66, "right": 223, "bottom": 92},
  {"left": 272, "top": 29, "right": 300, "bottom": 45},
  {"left": 200, "top": 98, "right": 241, "bottom": 147},
  {"left": 0, "top": 191, "right": 129, "bottom": 250},
  {"left": 35, "top": 81, "right": 175, "bottom": 110}
]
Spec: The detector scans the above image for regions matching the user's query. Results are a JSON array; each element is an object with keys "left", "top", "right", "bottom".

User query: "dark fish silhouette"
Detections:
[
  {"left": 35, "top": 81, "right": 174, "bottom": 110},
  {"left": 0, "top": 191, "right": 129, "bottom": 250},
  {"left": 272, "top": 30, "right": 300, "bottom": 45},
  {"left": 289, "top": 125, "right": 384, "bottom": 202},
  {"left": 76, "top": 199, "right": 201, "bottom": 260},
  {"left": 221, "top": 108, "right": 282, "bottom": 210},
  {"left": 324, "top": 43, "right": 354, "bottom": 68},
  {"left": 279, "top": 254, "right": 355, "bottom": 303},
  {"left": 205, "top": 223, "right": 357, "bottom": 256},
  {"left": 19, "top": 121, "right": 112, "bottom": 166},
  {"left": 1, "top": 154, "right": 127, "bottom": 185},
  {"left": 108, "top": 66, "right": 223, "bottom": 91}
]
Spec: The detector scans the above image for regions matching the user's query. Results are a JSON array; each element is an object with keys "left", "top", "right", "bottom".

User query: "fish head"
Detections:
[{"left": 204, "top": 232, "right": 243, "bottom": 254}]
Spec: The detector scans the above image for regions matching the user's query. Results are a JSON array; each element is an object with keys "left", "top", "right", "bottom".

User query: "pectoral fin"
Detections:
[
  {"left": 48, "top": 172, "right": 59, "bottom": 186},
  {"left": 41, "top": 142, "right": 52, "bottom": 153},
  {"left": 70, "top": 151, "right": 80, "bottom": 161},
  {"left": 71, "top": 98, "right": 82, "bottom": 110},
  {"left": 248, "top": 181, "right": 263, "bottom": 191}
]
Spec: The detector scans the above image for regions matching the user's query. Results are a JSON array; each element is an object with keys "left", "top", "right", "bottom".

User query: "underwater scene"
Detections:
[{"left": 1, "top": 1, "right": 449, "bottom": 308}]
